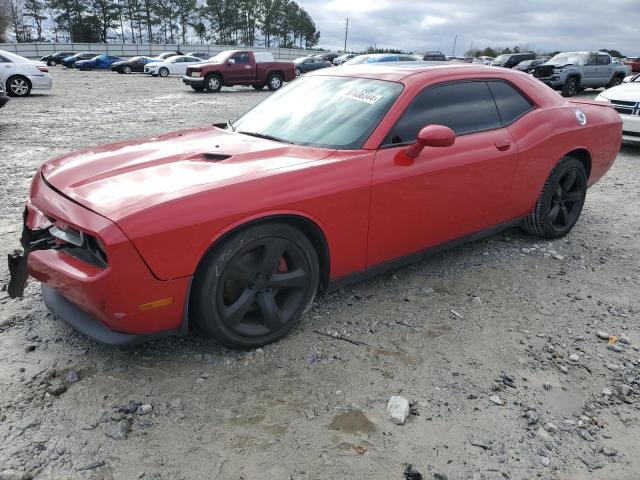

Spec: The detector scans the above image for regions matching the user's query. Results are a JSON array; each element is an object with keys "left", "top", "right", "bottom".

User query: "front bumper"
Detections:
[
  {"left": 10, "top": 173, "right": 191, "bottom": 343},
  {"left": 182, "top": 75, "right": 204, "bottom": 85},
  {"left": 0, "top": 95, "right": 8, "bottom": 108},
  {"left": 621, "top": 114, "right": 640, "bottom": 143}
]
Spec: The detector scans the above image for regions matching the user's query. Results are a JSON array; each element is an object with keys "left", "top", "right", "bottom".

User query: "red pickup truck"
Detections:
[
  {"left": 624, "top": 57, "right": 640, "bottom": 72},
  {"left": 183, "top": 50, "right": 296, "bottom": 93}
]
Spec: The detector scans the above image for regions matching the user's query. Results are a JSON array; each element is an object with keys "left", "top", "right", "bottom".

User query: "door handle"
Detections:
[
  {"left": 244, "top": 65, "right": 252, "bottom": 69},
  {"left": 495, "top": 139, "right": 511, "bottom": 151}
]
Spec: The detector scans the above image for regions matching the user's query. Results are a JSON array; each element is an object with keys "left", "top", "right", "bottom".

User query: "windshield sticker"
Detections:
[{"left": 341, "top": 89, "right": 383, "bottom": 104}]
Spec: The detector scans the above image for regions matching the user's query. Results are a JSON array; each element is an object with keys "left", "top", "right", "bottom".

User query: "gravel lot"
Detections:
[{"left": 0, "top": 69, "right": 639, "bottom": 480}]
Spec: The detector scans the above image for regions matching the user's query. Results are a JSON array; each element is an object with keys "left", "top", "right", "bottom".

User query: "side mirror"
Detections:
[
  {"left": 405, "top": 125, "right": 456, "bottom": 158},
  {"left": 228, "top": 59, "right": 236, "bottom": 65}
]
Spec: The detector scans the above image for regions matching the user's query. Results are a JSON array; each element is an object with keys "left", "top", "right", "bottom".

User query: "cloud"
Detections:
[{"left": 300, "top": 0, "right": 640, "bottom": 55}]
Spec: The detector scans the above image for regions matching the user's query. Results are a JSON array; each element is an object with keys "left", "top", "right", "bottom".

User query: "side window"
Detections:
[
  {"left": 386, "top": 81, "right": 501, "bottom": 144},
  {"left": 586, "top": 55, "right": 597, "bottom": 66},
  {"left": 0, "top": 55, "right": 10, "bottom": 63},
  {"left": 597, "top": 55, "right": 610, "bottom": 65},
  {"left": 487, "top": 81, "right": 534, "bottom": 124},
  {"left": 232, "top": 53, "right": 249, "bottom": 64}
]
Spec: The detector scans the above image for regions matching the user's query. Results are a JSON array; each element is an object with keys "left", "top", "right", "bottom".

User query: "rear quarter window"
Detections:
[{"left": 487, "top": 81, "right": 534, "bottom": 125}]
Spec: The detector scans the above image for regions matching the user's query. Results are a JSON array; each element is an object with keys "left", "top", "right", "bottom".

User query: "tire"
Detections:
[
  {"left": 204, "top": 74, "right": 222, "bottom": 92},
  {"left": 123, "top": 65, "right": 132, "bottom": 74},
  {"left": 158, "top": 67, "right": 169, "bottom": 77},
  {"left": 50, "top": 60, "right": 56, "bottom": 66},
  {"left": 295, "top": 67, "right": 301, "bottom": 76},
  {"left": 191, "top": 223, "right": 319, "bottom": 349},
  {"left": 267, "top": 73, "right": 283, "bottom": 91},
  {"left": 606, "top": 76, "right": 623, "bottom": 89},
  {"left": 6, "top": 76, "right": 32, "bottom": 97},
  {"left": 251, "top": 84, "right": 265, "bottom": 90},
  {"left": 561, "top": 77, "right": 578, "bottom": 97},
  {"left": 522, "top": 156, "right": 587, "bottom": 239},
  {"left": 190, "top": 84, "right": 205, "bottom": 92},
  {"left": 83, "top": 64, "right": 92, "bottom": 71}
]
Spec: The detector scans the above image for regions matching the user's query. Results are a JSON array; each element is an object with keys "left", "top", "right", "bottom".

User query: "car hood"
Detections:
[
  {"left": 599, "top": 82, "right": 640, "bottom": 101},
  {"left": 41, "top": 126, "right": 335, "bottom": 221},
  {"left": 538, "top": 62, "right": 576, "bottom": 69},
  {"left": 145, "top": 62, "right": 162, "bottom": 67}
]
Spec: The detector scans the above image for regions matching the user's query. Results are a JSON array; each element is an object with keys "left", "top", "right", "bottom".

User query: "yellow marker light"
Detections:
[{"left": 138, "top": 297, "right": 174, "bottom": 311}]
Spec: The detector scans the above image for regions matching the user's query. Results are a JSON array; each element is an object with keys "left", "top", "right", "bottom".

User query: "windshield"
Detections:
[
  {"left": 493, "top": 55, "right": 509, "bottom": 62},
  {"left": 548, "top": 53, "right": 589, "bottom": 65},
  {"left": 343, "top": 56, "right": 370, "bottom": 65},
  {"left": 231, "top": 76, "right": 403, "bottom": 150},
  {"left": 207, "top": 52, "right": 229, "bottom": 63}
]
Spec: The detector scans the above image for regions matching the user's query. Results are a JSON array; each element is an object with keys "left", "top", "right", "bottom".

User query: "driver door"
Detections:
[
  {"left": 367, "top": 81, "right": 519, "bottom": 267},
  {"left": 582, "top": 54, "right": 599, "bottom": 86},
  {"left": 226, "top": 52, "right": 253, "bottom": 83}
]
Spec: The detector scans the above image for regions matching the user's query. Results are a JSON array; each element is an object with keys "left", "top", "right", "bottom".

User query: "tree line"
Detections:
[{"left": 0, "top": 0, "right": 320, "bottom": 48}]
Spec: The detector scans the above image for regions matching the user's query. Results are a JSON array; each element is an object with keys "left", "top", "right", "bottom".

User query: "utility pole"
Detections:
[
  {"left": 344, "top": 18, "right": 349, "bottom": 52},
  {"left": 452, "top": 35, "right": 457, "bottom": 57}
]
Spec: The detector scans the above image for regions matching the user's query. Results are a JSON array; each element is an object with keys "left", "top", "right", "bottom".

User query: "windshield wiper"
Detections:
[
  {"left": 237, "top": 131, "right": 290, "bottom": 144},
  {"left": 226, "top": 120, "right": 235, "bottom": 132}
]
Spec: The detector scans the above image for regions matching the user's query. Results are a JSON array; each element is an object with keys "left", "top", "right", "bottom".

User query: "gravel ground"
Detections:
[{"left": 0, "top": 69, "right": 639, "bottom": 480}]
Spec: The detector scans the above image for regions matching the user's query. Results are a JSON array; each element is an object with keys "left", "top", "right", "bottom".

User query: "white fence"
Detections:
[{"left": 0, "top": 43, "right": 321, "bottom": 60}]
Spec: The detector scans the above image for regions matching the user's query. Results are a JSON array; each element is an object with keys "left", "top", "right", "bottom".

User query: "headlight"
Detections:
[
  {"left": 552, "top": 68, "right": 566, "bottom": 74},
  {"left": 191, "top": 71, "right": 201, "bottom": 78}
]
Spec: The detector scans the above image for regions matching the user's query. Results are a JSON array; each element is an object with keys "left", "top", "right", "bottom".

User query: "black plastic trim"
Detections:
[
  {"left": 326, "top": 217, "right": 523, "bottom": 292},
  {"left": 42, "top": 284, "right": 188, "bottom": 347}
]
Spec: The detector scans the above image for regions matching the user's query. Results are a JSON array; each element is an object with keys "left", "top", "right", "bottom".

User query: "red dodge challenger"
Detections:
[{"left": 8, "top": 64, "right": 621, "bottom": 348}]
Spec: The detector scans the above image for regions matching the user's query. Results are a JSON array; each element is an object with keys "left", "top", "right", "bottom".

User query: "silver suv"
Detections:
[{"left": 533, "top": 51, "right": 630, "bottom": 97}]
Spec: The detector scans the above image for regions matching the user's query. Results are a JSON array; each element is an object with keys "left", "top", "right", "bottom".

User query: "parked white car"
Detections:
[
  {"left": 144, "top": 55, "right": 202, "bottom": 77},
  {"left": 0, "top": 50, "right": 52, "bottom": 97},
  {"left": 472, "top": 56, "right": 494, "bottom": 65},
  {"left": 596, "top": 75, "right": 640, "bottom": 144}
]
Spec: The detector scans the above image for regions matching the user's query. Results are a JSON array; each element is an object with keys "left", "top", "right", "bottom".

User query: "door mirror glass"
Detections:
[
  {"left": 228, "top": 58, "right": 236, "bottom": 65},
  {"left": 406, "top": 125, "right": 456, "bottom": 158}
]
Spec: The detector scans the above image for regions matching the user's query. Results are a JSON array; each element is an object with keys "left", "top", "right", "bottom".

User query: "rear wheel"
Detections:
[
  {"left": 6, "top": 76, "right": 31, "bottom": 97},
  {"left": 295, "top": 67, "right": 301, "bottom": 76},
  {"left": 191, "top": 223, "right": 319, "bottom": 349},
  {"left": 158, "top": 67, "right": 169, "bottom": 77},
  {"left": 204, "top": 74, "right": 222, "bottom": 92},
  {"left": 606, "top": 76, "right": 623, "bottom": 89},
  {"left": 561, "top": 77, "right": 578, "bottom": 97},
  {"left": 267, "top": 73, "right": 283, "bottom": 91},
  {"left": 522, "top": 157, "right": 587, "bottom": 239}
]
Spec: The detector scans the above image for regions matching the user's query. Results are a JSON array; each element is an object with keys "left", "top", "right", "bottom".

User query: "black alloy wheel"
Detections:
[
  {"left": 522, "top": 156, "right": 587, "bottom": 239},
  {"left": 191, "top": 223, "right": 319, "bottom": 348}
]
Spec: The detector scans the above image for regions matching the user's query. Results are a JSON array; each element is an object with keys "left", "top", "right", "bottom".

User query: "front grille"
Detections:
[
  {"left": 611, "top": 99, "right": 636, "bottom": 107},
  {"left": 614, "top": 107, "right": 634, "bottom": 115},
  {"left": 534, "top": 67, "right": 553, "bottom": 78},
  {"left": 623, "top": 130, "right": 640, "bottom": 138},
  {"left": 611, "top": 100, "right": 639, "bottom": 116}
]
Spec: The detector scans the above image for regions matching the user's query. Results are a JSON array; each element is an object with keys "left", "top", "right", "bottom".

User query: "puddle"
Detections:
[
  {"left": 329, "top": 410, "right": 376, "bottom": 434},
  {"left": 524, "top": 371, "right": 588, "bottom": 417}
]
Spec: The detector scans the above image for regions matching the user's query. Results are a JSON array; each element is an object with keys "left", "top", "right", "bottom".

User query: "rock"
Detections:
[
  {"left": 569, "top": 353, "right": 580, "bottom": 362},
  {"left": 524, "top": 410, "right": 539, "bottom": 425},
  {"left": 607, "top": 344, "right": 622, "bottom": 353},
  {"left": 24, "top": 345, "right": 36, "bottom": 352},
  {"left": 46, "top": 383, "right": 67, "bottom": 396},
  {"left": 619, "top": 385, "right": 632, "bottom": 397},
  {"left": 470, "top": 296, "right": 482, "bottom": 306},
  {"left": 596, "top": 331, "right": 610, "bottom": 340},
  {"left": 488, "top": 395, "right": 503, "bottom": 406},
  {"left": 579, "top": 429, "right": 595, "bottom": 442},
  {"left": 544, "top": 422, "right": 558, "bottom": 433},
  {"left": 602, "top": 388, "right": 612, "bottom": 396},
  {"left": 0, "top": 470, "right": 32, "bottom": 480},
  {"left": 538, "top": 456, "right": 550, "bottom": 467},
  {"left": 581, "top": 456, "right": 604, "bottom": 470},
  {"left": 618, "top": 335, "right": 630, "bottom": 345},
  {"left": 137, "top": 404, "right": 153, "bottom": 415},
  {"left": 433, "top": 474, "right": 448, "bottom": 480},
  {"left": 387, "top": 396, "right": 410, "bottom": 425},
  {"left": 601, "top": 447, "right": 618, "bottom": 457},
  {"left": 605, "top": 363, "right": 619, "bottom": 371},
  {"left": 106, "top": 419, "right": 130, "bottom": 440},
  {"left": 64, "top": 371, "right": 80, "bottom": 384},
  {"left": 402, "top": 464, "right": 423, "bottom": 480},
  {"left": 543, "top": 383, "right": 552, "bottom": 391},
  {"left": 559, "top": 365, "right": 568, "bottom": 374}
]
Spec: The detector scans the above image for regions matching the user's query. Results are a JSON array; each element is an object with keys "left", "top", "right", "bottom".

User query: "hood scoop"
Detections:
[{"left": 201, "top": 152, "right": 232, "bottom": 162}]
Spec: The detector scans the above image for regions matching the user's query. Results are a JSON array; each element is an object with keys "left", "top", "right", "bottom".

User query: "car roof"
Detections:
[{"left": 307, "top": 62, "right": 495, "bottom": 82}]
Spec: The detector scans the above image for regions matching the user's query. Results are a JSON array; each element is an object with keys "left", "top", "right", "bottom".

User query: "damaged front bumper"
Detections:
[{"left": 7, "top": 175, "right": 191, "bottom": 344}]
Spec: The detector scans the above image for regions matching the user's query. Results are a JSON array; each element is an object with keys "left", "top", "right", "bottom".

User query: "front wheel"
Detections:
[
  {"left": 123, "top": 65, "right": 132, "bottom": 74},
  {"left": 522, "top": 157, "right": 587, "bottom": 239},
  {"left": 267, "top": 73, "right": 283, "bottom": 91},
  {"left": 561, "top": 77, "right": 578, "bottom": 97},
  {"left": 158, "top": 67, "right": 169, "bottom": 77},
  {"left": 295, "top": 67, "right": 301, "bottom": 76},
  {"left": 191, "top": 223, "right": 319, "bottom": 349},
  {"left": 204, "top": 74, "right": 222, "bottom": 92}
]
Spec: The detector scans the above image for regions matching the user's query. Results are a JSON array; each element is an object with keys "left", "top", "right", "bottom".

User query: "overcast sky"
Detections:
[{"left": 300, "top": 0, "right": 640, "bottom": 55}]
